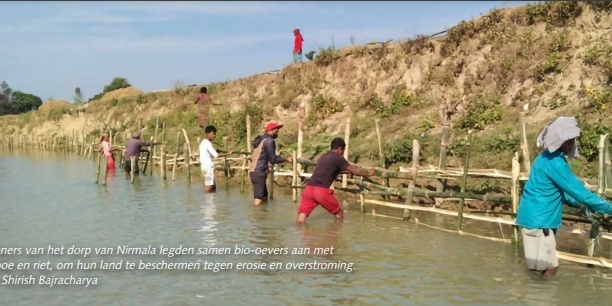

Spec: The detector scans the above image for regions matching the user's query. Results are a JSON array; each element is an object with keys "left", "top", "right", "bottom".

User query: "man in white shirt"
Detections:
[{"left": 199, "top": 125, "right": 233, "bottom": 193}]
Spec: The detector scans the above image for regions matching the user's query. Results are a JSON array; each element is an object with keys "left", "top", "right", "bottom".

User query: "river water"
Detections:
[{"left": 1, "top": 150, "right": 611, "bottom": 305}]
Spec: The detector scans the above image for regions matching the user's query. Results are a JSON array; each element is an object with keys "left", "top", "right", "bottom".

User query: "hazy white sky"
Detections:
[{"left": 0, "top": 1, "right": 530, "bottom": 102}]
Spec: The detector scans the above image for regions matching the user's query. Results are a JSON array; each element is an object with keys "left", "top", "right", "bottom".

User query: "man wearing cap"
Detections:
[
  {"left": 124, "top": 132, "right": 161, "bottom": 175},
  {"left": 249, "top": 122, "right": 292, "bottom": 206},
  {"left": 297, "top": 137, "right": 376, "bottom": 224},
  {"left": 516, "top": 116, "right": 612, "bottom": 277}
]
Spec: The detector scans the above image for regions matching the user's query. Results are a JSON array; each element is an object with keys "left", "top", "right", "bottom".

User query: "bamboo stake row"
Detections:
[{"left": 1, "top": 112, "right": 611, "bottom": 267}]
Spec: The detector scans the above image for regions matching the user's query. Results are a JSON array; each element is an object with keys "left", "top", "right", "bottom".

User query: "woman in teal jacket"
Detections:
[{"left": 516, "top": 117, "right": 612, "bottom": 277}]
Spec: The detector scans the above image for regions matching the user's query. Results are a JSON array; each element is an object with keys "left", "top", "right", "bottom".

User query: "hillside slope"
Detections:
[{"left": 1, "top": 1, "right": 610, "bottom": 179}]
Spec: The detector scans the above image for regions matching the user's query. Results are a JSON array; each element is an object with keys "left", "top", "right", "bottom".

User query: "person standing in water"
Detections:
[
  {"left": 199, "top": 125, "right": 234, "bottom": 193},
  {"left": 296, "top": 138, "right": 375, "bottom": 224},
  {"left": 516, "top": 116, "right": 612, "bottom": 278},
  {"left": 124, "top": 132, "right": 161, "bottom": 175},
  {"left": 249, "top": 122, "right": 291, "bottom": 206},
  {"left": 98, "top": 133, "right": 120, "bottom": 171},
  {"left": 293, "top": 28, "right": 304, "bottom": 63}
]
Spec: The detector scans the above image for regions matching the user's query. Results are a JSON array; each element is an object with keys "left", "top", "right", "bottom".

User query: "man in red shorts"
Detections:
[{"left": 297, "top": 138, "right": 376, "bottom": 223}]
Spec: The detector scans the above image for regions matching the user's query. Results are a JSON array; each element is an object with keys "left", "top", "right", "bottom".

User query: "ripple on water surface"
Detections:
[{"left": 1, "top": 151, "right": 612, "bottom": 305}]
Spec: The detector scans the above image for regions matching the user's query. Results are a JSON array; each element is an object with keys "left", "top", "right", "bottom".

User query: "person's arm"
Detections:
[
  {"left": 206, "top": 142, "right": 219, "bottom": 159},
  {"left": 549, "top": 159, "right": 612, "bottom": 214},
  {"left": 562, "top": 192, "right": 582, "bottom": 208},
  {"left": 266, "top": 140, "right": 289, "bottom": 164},
  {"left": 215, "top": 147, "right": 234, "bottom": 157},
  {"left": 345, "top": 164, "right": 376, "bottom": 177}
]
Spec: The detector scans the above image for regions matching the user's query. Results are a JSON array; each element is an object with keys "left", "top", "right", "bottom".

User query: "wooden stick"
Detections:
[
  {"left": 161, "top": 145, "right": 167, "bottom": 179},
  {"left": 437, "top": 123, "right": 450, "bottom": 192},
  {"left": 375, "top": 119, "right": 390, "bottom": 200},
  {"left": 511, "top": 151, "right": 520, "bottom": 245},
  {"left": 102, "top": 154, "right": 108, "bottom": 186},
  {"left": 172, "top": 132, "right": 180, "bottom": 181},
  {"left": 224, "top": 136, "right": 229, "bottom": 191},
  {"left": 182, "top": 128, "right": 192, "bottom": 158},
  {"left": 95, "top": 153, "right": 102, "bottom": 184},
  {"left": 246, "top": 114, "right": 252, "bottom": 153},
  {"left": 130, "top": 156, "right": 135, "bottom": 184},
  {"left": 297, "top": 108, "right": 304, "bottom": 199},
  {"left": 154, "top": 115, "right": 160, "bottom": 157},
  {"left": 590, "top": 134, "right": 609, "bottom": 258},
  {"left": 342, "top": 117, "right": 351, "bottom": 188},
  {"left": 519, "top": 112, "right": 531, "bottom": 174},
  {"left": 456, "top": 130, "right": 473, "bottom": 231},
  {"left": 147, "top": 136, "right": 154, "bottom": 175},
  {"left": 292, "top": 150, "right": 298, "bottom": 202},
  {"left": 184, "top": 143, "right": 191, "bottom": 185}
]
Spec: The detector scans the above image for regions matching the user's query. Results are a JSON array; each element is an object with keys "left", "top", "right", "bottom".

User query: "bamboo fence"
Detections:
[{"left": 1, "top": 112, "right": 611, "bottom": 268}]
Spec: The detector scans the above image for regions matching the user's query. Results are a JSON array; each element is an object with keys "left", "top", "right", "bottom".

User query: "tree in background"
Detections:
[
  {"left": 0, "top": 81, "right": 43, "bottom": 115},
  {"left": 1, "top": 81, "right": 12, "bottom": 103},
  {"left": 88, "top": 77, "right": 131, "bottom": 102},
  {"left": 74, "top": 87, "right": 84, "bottom": 104},
  {"left": 11, "top": 91, "right": 42, "bottom": 112}
]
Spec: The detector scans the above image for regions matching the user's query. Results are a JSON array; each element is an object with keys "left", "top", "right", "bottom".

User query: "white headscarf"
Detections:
[{"left": 536, "top": 116, "right": 580, "bottom": 158}]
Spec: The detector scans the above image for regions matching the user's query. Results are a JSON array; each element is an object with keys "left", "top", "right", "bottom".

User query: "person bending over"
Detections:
[
  {"left": 516, "top": 116, "right": 612, "bottom": 278},
  {"left": 297, "top": 137, "right": 375, "bottom": 224}
]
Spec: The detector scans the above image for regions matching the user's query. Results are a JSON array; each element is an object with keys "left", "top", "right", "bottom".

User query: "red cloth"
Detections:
[
  {"left": 107, "top": 155, "right": 116, "bottom": 170},
  {"left": 293, "top": 29, "right": 303, "bottom": 53},
  {"left": 298, "top": 185, "right": 341, "bottom": 216}
]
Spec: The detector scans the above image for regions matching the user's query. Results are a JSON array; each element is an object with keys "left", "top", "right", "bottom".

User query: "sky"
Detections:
[{"left": 0, "top": 1, "right": 532, "bottom": 102}]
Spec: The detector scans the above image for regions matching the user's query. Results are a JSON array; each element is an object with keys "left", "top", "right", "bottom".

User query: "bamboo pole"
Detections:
[
  {"left": 130, "top": 156, "right": 135, "bottom": 184},
  {"left": 606, "top": 138, "right": 611, "bottom": 189},
  {"left": 270, "top": 163, "right": 275, "bottom": 200},
  {"left": 342, "top": 117, "right": 351, "bottom": 188},
  {"left": 162, "top": 123, "right": 166, "bottom": 147},
  {"left": 224, "top": 136, "right": 229, "bottom": 191},
  {"left": 172, "top": 132, "right": 180, "bottom": 181},
  {"left": 102, "top": 154, "right": 108, "bottom": 186},
  {"left": 511, "top": 151, "right": 520, "bottom": 245},
  {"left": 292, "top": 150, "right": 298, "bottom": 202},
  {"left": 297, "top": 108, "right": 304, "bottom": 199},
  {"left": 403, "top": 139, "right": 420, "bottom": 220},
  {"left": 589, "top": 134, "right": 609, "bottom": 258},
  {"left": 456, "top": 130, "right": 473, "bottom": 230},
  {"left": 437, "top": 123, "right": 450, "bottom": 193},
  {"left": 246, "top": 114, "right": 252, "bottom": 153},
  {"left": 147, "top": 136, "right": 154, "bottom": 175},
  {"left": 95, "top": 153, "right": 102, "bottom": 184},
  {"left": 160, "top": 145, "right": 166, "bottom": 180},
  {"left": 375, "top": 119, "right": 390, "bottom": 200},
  {"left": 518, "top": 110, "right": 531, "bottom": 174},
  {"left": 184, "top": 143, "right": 191, "bottom": 185},
  {"left": 181, "top": 128, "right": 192, "bottom": 158},
  {"left": 154, "top": 115, "right": 160, "bottom": 159},
  {"left": 240, "top": 154, "right": 246, "bottom": 193}
]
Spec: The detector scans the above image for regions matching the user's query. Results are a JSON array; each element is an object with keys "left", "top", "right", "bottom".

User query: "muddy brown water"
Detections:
[{"left": 1, "top": 150, "right": 611, "bottom": 305}]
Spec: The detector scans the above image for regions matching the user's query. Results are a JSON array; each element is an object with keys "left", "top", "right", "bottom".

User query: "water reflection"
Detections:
[
  {"left": 3, "top": 151, "right": 612, "bottom": 305},
  {"left": 298, "top": 222, "right": 342, "bottom": 260},
  {"left": 521, "top": 279, "right": 560, "bottom": 306},
  {"left": 198, "top": 193, "right": 218, "bottom": 247}
]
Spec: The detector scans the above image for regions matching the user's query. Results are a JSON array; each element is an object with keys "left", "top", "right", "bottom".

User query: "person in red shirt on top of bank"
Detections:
[
  {"left": 296, "top": 138, "right": 376, "bottom": 224},
  {"left": 293, "top": 28, "right": 304, "bottom": 63}
]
